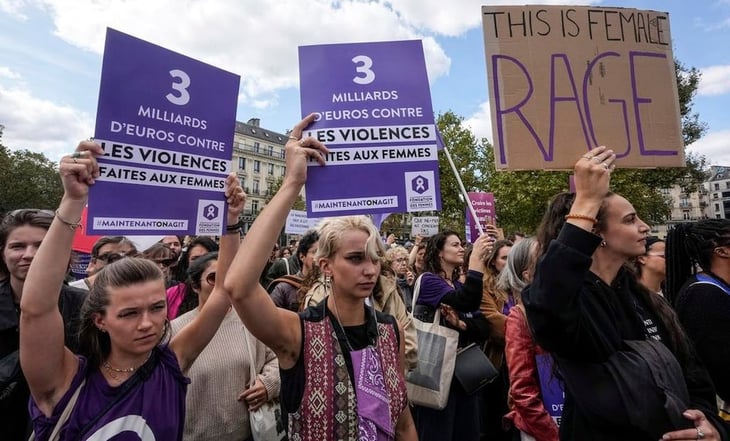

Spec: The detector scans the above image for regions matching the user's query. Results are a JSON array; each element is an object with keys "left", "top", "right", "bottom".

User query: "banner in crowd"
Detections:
[
  {"left": 89, "top": 28, "right": 240, "bottom": 236},
  {"left": 411, "top": 216, "right": 439, "bottom": 237},
  {"left": 299, "top": 40, "right": 441, "bottom": 217},
  {"left": 285, "top": 210, "right": 322, "bottom": 235},
  {"left": 482, "top": 6, "right": 684, "bottom": 170},
  {"left": 465, "top": 192, "right": 496, "bottom": 243}
]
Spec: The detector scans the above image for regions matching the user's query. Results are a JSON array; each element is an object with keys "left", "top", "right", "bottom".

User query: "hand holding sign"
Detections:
[
  {"left": 224, "top": 172, "right": 246, "bottom": 225},
  {"left": 61, "top": 141, "right": 105, "bottom": 201},
  {"left": 284, "top": 114, "right": 329, "bottom": 187}
]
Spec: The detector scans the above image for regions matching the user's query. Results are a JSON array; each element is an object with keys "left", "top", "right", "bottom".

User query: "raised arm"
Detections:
[
  {"left": 170, "top": 172, "right": 244, "bottom": 372},
  {"left": 224, "top": 114, "right": 328, "bottom": 369},
  {"left": 20, "top": 141, "right": 104, "bottom": 414}
]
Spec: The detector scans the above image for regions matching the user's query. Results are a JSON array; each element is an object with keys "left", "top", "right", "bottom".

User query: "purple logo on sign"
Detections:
[
  {"left": 203, "top": 204, "right": 219, "bottom": 220},
  {"left": 412, "top": 175, "right": 429, "bottom": 194}
]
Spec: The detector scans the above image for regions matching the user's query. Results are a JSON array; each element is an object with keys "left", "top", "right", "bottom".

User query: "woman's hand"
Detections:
[
  {"left": 283, "top": 113, "right": 329, "bottom": 187},
  {"left": 239, "top": 376, "right": 269, "bottom": 412},
  {"left": 59, "top": 141, "right": 104, "bottom": 201},
  {"left": 572, "top": 146, "right": 615, "bottom": 205},
  {"left": 224, "top": 172, "right": 246, "bottom": 224},
  {"left": 468, "top": 233, "right": 492, "bottom": 273},
  {"left": 440, "top": 304, "right": 466, "bottom": 331},
  {"left": 661, "top": 409, "right": 720, "bottom": 440}
]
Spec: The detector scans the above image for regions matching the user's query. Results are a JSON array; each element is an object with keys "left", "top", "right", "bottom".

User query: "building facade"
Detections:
[
  {"left": 706, "top": 165, "right": 730, "bottom": 220},
  {"left": 232, "top": 118, "right": 288, "bottom": 232}
]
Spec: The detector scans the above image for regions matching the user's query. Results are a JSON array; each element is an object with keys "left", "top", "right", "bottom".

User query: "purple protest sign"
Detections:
[
  {"left": 89, "top": 28, "right": 240, "bottom": 236},
  {"left": 465, "top": 192, "right": 495, "bottom": 243},
  {"left": 298, "top": 40, "right": 441, "bottom": 218},
  {"left": 536, "top": 353, "right": 565, "bottom": 426}
]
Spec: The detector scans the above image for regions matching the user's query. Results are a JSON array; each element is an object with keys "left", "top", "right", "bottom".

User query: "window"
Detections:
[
  {"left": 683, "top": 212, "right": 690, "bottom": 220},
  {"left": 254, "top": 142, "right": 260, "bottom": 153},
  {"left": 268, "top": 163, "right": 274, "bottom": 175},
  {"left": 660, "top": 188, "right": 670, "bottom": 195},
  {"left": 716, "top": 203, "right": 721, "bottom": 212},
  {"left": 726, "top": 182, "right": 730, "bottom": 189},
  {"left": 267, "top": 145, "right": 274, "bottom": 156},
  {"left": 715, "top": 183, "right": 720, "bottom": 191},
  {"left": 253, "top": 179, "right": 260, "bottom": 194},
  {"left": 251, "top": 200, "right": 259, "bottom": 213},
  {"left": 238, "top": 157, "right": 246, "bottom": 170},
  {"left": 281, "top": 166, "right": 286, "bottom": 176},
  {"left": 254, "top": 160, "right": 260, "bottom": 172}
]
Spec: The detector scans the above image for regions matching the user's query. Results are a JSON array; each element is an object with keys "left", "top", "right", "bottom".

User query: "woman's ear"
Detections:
[
  {"left": 93, "top": 312, "right": 105, "bottom": 331},
  {"left": 319, "top": 258, "right": 331, "bottom": 277}
]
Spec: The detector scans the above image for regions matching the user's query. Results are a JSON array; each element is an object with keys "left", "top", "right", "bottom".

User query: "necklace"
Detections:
[
  {"left": 330, "top": 294, "right": 354, "bottom": 352},
  {"left": 102, "top": 352, "right": 151, "bottom": 380}
]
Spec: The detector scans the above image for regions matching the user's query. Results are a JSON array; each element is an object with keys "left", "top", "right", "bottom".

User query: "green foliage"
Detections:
[
  {"left": 0, "top": 141, "right": 63, "bottom": 212},
  {"left": 264, "top": 176, "right": 305, "bottom": 211}
]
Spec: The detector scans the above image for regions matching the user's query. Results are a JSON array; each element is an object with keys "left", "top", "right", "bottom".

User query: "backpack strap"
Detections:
[{"left": 267, "top": 274, "right": 303, "bottom": 292}]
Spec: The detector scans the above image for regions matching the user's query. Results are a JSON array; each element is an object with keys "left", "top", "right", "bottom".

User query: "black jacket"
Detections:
[
  {"left": 0, "top": 279, "right": 85, "bottom": 441},
  {"left": 523, "top": 224, "right": 726, "bottom": 441}
]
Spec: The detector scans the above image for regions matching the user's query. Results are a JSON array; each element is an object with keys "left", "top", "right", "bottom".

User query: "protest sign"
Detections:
[
  {"left": 90, "top": 28, "right": 240, "bottom": 235},
  {"left": 285, "top": 210, "right": 321, "bottom": 235},
  {"left": 411, "top": 216, "right": 439, "bottom": 237},
  {"left": 299, "top": 40, "right": 441, "bottom": 217},
  {"left": 482, "top": 6, "right": 684, "bottom": 170},
  {"left": 465, "top": 192, "right": 496, "bottom": 243}
]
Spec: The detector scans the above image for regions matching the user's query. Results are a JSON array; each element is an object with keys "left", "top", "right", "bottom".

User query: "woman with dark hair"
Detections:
[
  {"left": 142, "top": 243, "right": 178, "bottom": 288},
  {"left": 19, "top": 141, "right": 245, "bottom": 440},
  {"left": 523, "top": 146, "right": 726, "bottom": 441},
  {"left": 269, "top": 228, "right": 319, "bottom": 311},
  {"left": 411, "top": 229, "right": 492, "bottom": 441},
  {"left": 171, "top": 251, "right": 280, "bottom": 441},
  {"left": 167, "top": 236, "right": 219, "bottom": 319},
  {"left": 666, "top": 219, "right": 730, "bottom": 408},
  {"left": 633, "top": 236, "right": 666, "bottom": 296}
]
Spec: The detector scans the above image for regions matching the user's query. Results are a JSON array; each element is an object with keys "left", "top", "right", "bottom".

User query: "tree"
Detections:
[
  {"left": 264, "top": 176, "right": 305, "bottom": 211},
  {"left": 0, "top": 133, "right": 63, "bottom": 212}
]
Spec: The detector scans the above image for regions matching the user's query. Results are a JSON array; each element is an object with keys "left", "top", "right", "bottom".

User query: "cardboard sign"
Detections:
[
  {"left": 90, "top": 28, "right": 240, "bottom": 235},
  {"left": 299, "top": 40, "right": 441, "bottom": 217},
  {"left": 482, "top": 6, "right": 684, "bottom": 170},
  {"left": 411, "top": 216, "right": 439, "bottom": 237},
  {"left": 465, "top": 192, "right": 496, "bottom": 243}
]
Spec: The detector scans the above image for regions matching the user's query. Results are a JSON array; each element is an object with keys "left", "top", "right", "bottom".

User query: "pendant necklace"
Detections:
[{"left": 103, "top": 352, "right": 151, "bottom": 381}]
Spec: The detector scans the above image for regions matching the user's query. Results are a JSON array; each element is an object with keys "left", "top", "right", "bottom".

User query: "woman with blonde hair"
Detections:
[{"left": 224, "top": 114, "right": 417, "bottom": 440}]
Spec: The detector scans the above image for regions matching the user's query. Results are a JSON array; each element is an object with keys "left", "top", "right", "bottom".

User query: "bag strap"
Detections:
[
  {"left": 73, "top": 349, "right": 160, "bottom": 441},
  {"left": 28, "top": 378, "right": 86, "bottom": 441},
  {"left": 243, "top": 327, "right": 258, "bottom": 382},
  {"left": 409, "top": 273, "right": 443, "bottom": 325},
  {"left": 267, "top": 275, "right": 303, "bottom": 292},
  {"left": 283, "top": 258, "right": 290, "bottom": 275}
]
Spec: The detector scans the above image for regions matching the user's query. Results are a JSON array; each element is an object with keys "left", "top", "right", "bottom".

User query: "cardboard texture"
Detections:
[{"left": 482, "top": 5, "right": 685, "bottom": 170}]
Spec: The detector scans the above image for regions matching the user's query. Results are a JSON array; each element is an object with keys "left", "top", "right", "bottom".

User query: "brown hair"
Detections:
[{"left": 77, "top": 257, "right": 168, "bottom": 368}]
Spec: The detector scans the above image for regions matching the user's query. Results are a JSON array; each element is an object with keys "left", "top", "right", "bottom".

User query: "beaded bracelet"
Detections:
[
  {"left": 55, "top": 210, "right": 83, "bottom": 230},
  {"left": 564, "top": 213, "right": 597, "bottom": 224}
]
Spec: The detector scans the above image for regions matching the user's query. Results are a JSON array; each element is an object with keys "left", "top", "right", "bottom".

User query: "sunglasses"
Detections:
[
  {"left": 205, "top": 271, "right": 216, "bottom": 285},
  {"left": 96, "top": 252, "right": 130, "bottom": 264}
]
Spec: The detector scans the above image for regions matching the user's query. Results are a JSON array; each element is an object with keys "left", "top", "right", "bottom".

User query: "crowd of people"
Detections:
[{"left": 0, "top": 115, "right": 729, "bottom": 441}]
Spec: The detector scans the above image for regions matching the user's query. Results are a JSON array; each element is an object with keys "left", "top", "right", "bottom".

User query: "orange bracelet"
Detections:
[{"left": 564, "top": 213, "right": 597, "bottom": 224}]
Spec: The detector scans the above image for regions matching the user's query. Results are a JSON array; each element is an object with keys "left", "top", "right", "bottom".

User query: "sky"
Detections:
[{"left": 1, "top": 0, "right": 729, "bottom": 168}]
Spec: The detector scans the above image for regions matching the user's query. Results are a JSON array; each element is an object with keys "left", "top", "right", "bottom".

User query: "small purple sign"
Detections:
[
  {"left": 298, "top": 40, "right": 441, "bottom": 218},
  {"left": 89, "top": 28, "right": 240, "bottom": 236},
  {"left": 465, "top": 192, "right": 496, "bottom": 243},
  {"left": 536, "top": 353, "right": 565, "bottom": 426}
]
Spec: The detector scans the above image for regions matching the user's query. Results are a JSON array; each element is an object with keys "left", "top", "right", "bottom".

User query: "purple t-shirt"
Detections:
[
  {"left": 30, "top": 345, "right": 189, "bottom": 441},
  {"left": 416, "top": 272, "right": 464, "bottom": 307}
]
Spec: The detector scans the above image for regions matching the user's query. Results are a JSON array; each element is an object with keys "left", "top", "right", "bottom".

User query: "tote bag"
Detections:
[
  {"left": 405, "top": 274, "right": 459, "bottom": 410},
  {"left": 244, "top": 329, "right": 287, "bottom": 441}
]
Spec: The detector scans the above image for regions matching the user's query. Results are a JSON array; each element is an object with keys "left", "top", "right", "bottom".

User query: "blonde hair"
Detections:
[{"left": 316, "top": 216, "right": 385, "bottom": 263}]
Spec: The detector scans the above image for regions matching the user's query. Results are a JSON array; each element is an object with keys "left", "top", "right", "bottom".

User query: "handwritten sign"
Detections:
[
  {"left": 482, "top": 6, "right": 684, "bottom": 170},
  {"left": 411, "top": 216, "right": 439, "bottom": 237},
  {"left": 90, "top": 28, "right": 240, "bottom": 235},
  {"left": 299, "top": 40, "right": 441, "bottom": 217},
  {"left": 285, "top": 210, "right": 321, "bottom": 235}
]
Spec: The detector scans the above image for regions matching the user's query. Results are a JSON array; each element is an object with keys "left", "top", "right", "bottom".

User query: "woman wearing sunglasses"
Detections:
[{"left": 170, "top": 251, "right": 280, "bottom": 441}]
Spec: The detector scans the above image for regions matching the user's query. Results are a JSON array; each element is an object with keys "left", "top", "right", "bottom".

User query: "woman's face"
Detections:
[
  {"left": 301, "top": 243, "right": 318, "bottom": 275},
  {"left": 638, "top": 241, "right": 666, "bottom": 279},
  {"left": 493, "top": 245, "right": 512, "bottom": 274},
  {"left": 198, "top": 260, "right": 218, "bottom": 298},
  {"left": 599, "top": 195, "right": 650, "bottom": 259},
  {"left": 188, "top": 245, "right": 209, "bottom": 264},
  {"left": 439, "top": 234, "right": 464, "bottom": 267},
  {"left": 95, "top": 279, "right": 167, "bottom": 356},
  {"left": 321, "top": 229, "right": 380, "bottom": 299},
  {"left": 415, "top": 247, "right": 426, "bottom": 269},
  {"left": 390, "top": 252, "right": 408, "bottom": 276}
]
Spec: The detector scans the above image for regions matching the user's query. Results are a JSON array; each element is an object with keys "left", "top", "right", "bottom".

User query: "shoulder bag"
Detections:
[
  {"left": 405, "top": 273, "right": 459, "bottom": 409},
  {"left": 243, "top": 329, "right": 286, "bottom": 441}
]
